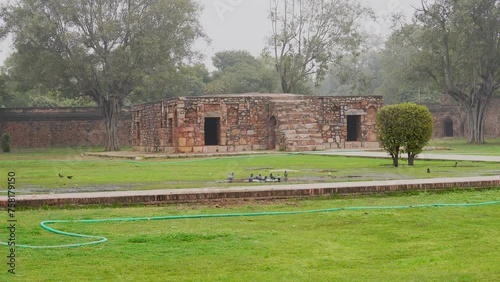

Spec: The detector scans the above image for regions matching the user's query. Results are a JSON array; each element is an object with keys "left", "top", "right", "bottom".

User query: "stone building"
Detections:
[{"left": 132, "top": 94, "right": 383, "bottom": 153}]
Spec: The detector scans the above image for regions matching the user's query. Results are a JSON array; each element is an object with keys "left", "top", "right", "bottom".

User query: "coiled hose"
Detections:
[{"left": 2, "top": 200, "right": 499, "bottom": 249}]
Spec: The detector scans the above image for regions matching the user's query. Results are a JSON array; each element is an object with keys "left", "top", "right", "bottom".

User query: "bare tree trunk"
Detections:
[
  {"left": 101, "top": 95, "right": 122, "bottom": 151},
  {"left": 464, "top": 89, "right": 490, "bottom": 144}
]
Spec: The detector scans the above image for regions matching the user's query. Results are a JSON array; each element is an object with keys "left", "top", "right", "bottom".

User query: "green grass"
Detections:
[
  {"left": 1, "top": 152, "right": 499, "bottom": 193},
  {"left": 1, "top": 189, "right": 499, "bottom": 281},
  {"left": 427, "top": 138, "right": 500, "bottom": 155}
]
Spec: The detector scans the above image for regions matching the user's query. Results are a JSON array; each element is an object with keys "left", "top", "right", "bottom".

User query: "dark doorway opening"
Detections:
[
  {"left": 347, "top": 115, "right": 361, "bottom": 141},
  {"left": 269, "top": 116, "right": 277, "bottom": 150},
  {"left": 167, "top": 118, "right": 173, "bottom": 145},
  {"left": 444, "top": 118, "right": 454, "bottom": 137},
  {"left": 204, "top": 117, "right": 220, "bottom": 146},
  {"left": 135, "top": 122, "right": 141, "bottom": 145}
]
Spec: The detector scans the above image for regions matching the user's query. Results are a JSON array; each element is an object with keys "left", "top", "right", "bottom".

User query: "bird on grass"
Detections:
[
  {"left": 427, "top": 168, "right": 430, "bottom": 173},
  {"left": 249, "top": 173, "right": 254, "bottom": 182},
  {"left": 58, "top": 173, "right": 64, "bottom": 178},
  {"left": 227, "top": 172, "right": 234, "bottom": 182},
  {"left": 67, "top": 176, "right": 73, "bottom": 179},
  {"left": 284, "top": 170, "right": 288, "bottom": 178}
]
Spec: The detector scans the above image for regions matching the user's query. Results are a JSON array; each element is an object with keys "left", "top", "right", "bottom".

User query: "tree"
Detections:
[
  {"left": 268, "top": 0, "right": 372, "bottom": 94},
  {"left": 316, "top": 48, "right": 384, "bottom": 96},
  {"left": 401, "top": 0, "right": 500, "bottom": 144},
  {"left": 0, "top": 0, "right": 206, "bottom": 151},
  {"left": 205, "top": 51, "right": 279, "bottom": 95},
  {"left": 375, "top": 27, "right": 442, "bottom": 105},
  {"left": 377, "top": 103, "right": 433, "bottom": 167}
]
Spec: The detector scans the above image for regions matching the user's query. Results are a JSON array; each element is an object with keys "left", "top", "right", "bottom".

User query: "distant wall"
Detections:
[
  {"left": 426, "top": 99, "right": 500, "bottom": 139},
  {"left": 0, "top": 107, "right": 132, "bottom": 148}
]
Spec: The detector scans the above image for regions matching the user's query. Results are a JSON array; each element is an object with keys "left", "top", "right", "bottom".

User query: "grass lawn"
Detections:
[
  {"left": 427, "top": 138, "right": 500, "bottom": 155},
  {"left": 1, "top": 151, "right": 499, "bottom": 193},
  {"left": 1, "top": 189, "right": 499, "bottom": 281}
]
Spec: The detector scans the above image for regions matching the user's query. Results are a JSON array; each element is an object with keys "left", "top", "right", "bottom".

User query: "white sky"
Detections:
[{"left": 0, "top": 0, "right": 422, "bottom": 69}]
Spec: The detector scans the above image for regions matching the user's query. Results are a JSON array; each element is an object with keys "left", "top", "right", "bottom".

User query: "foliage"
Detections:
[
  {"left": 131, "top": 64, "right": 209, "bottom": 104},
  {"left": 0, "top": 132, "right": 11, "bottom": 152},
  {"left": 27, "top": 90, "right": 96, "bottom": 107},
  {"left": 316, "top": 47, "right": 384, "bottom": 96},
  {"left": 397, "top": 0, "right": 500, "bottom": 144},
  {"left": 374, "top": 27, "right": 442, "bottom": 104},
  {"left": 267, "top": 0, "right": 373, "bottom": 93},
  {"left": 205, "top": 51, "right": 279, "bottom": 95},
  {"left": 377, "top": 103, "right": 433, "bottom": 167},
  {"left": 0, "top": 0, "right": 207, "bottom": 151}
]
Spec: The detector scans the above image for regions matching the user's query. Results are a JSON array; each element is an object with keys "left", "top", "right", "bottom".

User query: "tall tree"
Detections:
[
  {"left": 0, "top": 0, "right": 206, "bottom": 150},
  {"left": 205, "top": 50, "right": 279, "bottom": 95},
  {"left": 268, "top": 0, "right": 372, "bottom": 93},
  {"left": 375, "top": 26, "right": 442, "bottom": 105},
  {"left": 404, "top": 0, "right": 500, "bottom": 144}
]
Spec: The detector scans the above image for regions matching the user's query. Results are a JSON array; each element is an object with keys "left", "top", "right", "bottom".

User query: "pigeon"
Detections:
[
  {"left": 58, "top": 173, "right": 64, "bottom": 178},
  {"left": 277, "top": 174, "right": 281, "bottom": 182},
  {"left": 270, "top": 173, "right": 275, "bottom": 180},
  {"left": 227, "top": 172, "right": 234, "bottom": 182},
  {"left": 67, "top": 176, "right": 73, "bottom": 179},
  {"left": 249, "top": 173, "right": 254, "bottom": 182},
  {"left": 427, "top": 168, "right": 430, "bottom": 173},
  {"left": 284, "top": 170, "right": 288, "bottom": 178}
]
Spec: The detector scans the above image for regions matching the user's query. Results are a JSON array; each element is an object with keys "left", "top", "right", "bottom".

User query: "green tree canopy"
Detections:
[
  {"left": 205, "top": 51, "right": 279, "bottom": 95},
  {"left": 396, "top": 0, "right": 500, "bottom": 144},
  {"left": 0, "top": 0, "right": 207, "bottom": 151},
  {"left": 377, "top": 103, "right": 433, "bottom": 167}
]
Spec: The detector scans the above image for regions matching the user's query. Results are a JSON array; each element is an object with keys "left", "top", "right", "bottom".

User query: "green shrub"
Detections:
[
  {"left": 376, "top": 103, "right": 433, "bottom": 167},
  {"left": 1, "top": 132, "right": 11, "bottom": 153}
]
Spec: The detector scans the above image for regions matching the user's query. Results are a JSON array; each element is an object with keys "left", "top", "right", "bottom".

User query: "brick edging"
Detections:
[{"left": 1, "top": 178, "right": 499, "bottom": 208}]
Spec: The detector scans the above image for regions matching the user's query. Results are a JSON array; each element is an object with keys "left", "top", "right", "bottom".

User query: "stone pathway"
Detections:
[{"left": 305, "top": 150, "right": 500, "bottom": 162}]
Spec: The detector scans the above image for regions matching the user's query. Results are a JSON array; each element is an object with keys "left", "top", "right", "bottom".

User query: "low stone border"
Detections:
[{"left": 1, "top": 176, "right": 499, "bottom": 208}]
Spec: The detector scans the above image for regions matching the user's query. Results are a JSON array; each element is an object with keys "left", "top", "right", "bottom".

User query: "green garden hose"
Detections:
[{"left": 2, "top": 200, "right": 499, "bottom": 249}]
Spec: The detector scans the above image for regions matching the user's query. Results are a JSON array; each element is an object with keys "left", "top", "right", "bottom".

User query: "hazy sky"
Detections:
[{"left": 0, "top": 0, "right": 422, "bottom": 68}]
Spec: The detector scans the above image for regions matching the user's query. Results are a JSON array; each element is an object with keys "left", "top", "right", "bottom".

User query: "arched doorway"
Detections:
[
  {"left": 269, "top": 116, "right": 277, "bottom": 150},
  {"left": 444, "top": 118, "right": 454, "bottom": 137}
]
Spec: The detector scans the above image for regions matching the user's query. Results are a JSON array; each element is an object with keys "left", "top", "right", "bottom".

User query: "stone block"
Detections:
[{"left": 178, "top": 138, "right": 187, "bottom": 147}]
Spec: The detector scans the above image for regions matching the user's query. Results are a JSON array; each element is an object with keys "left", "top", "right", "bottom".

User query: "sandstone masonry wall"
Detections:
[
  {"left": 0, "top": 107, "right": 132, "bottom": 148},
  {"left": 133, "top": 94, "right": 383, "bottom": 153}
]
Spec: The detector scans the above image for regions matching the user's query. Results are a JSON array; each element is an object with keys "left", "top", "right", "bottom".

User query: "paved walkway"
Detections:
[
  {"left": 305, "top": 150, "right": 500, "bottom": 162},
  {"left": 7, "top": 176, "right": 500, "bottom": 203}
]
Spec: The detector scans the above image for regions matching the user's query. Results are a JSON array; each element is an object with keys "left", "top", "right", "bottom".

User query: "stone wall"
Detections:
[
  {"left": 133, "top": 94, "right": 383, "bottom": 153},
  {"left": 0, "top": 107, "right": 132, "bottom": 148},
  {"left": 427, "top": 99, "right": 500, "bottom": 139}
]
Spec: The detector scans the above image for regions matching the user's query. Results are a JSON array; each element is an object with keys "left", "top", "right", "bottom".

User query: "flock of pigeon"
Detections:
[{"left": 227, "top": 170, "right": 289, "bottom": 183}]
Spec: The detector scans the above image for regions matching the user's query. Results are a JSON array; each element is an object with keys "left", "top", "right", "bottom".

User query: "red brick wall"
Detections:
[
  {"left": 427, "top": 99, "right": 500, "bottom": 139},
  {"left": 0, "top": 107, "right": 132, "bottom": 148}
]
